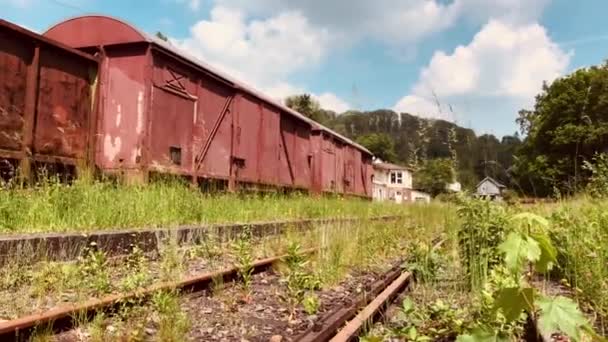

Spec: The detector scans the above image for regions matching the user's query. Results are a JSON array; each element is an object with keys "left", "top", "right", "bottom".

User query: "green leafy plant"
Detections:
[
  {"left": 457, "top": 198, "right": 509, "bottom": 290},
  {"left": 119, "top": 245, "right": 151, "bottom": 292},
  {"left": 458, "top": 212, "right": 602, "bottom": 342},
  {"left": 302, "top": 293, "right": 320, "bottom": 315},
  {"left": 80, "top": 248, "right": 111, "bottom": 294},
  {"left": 404, "top": 241, "right": 441, "bottom": 283},
  {"left": 151, "top": 290, "right": 190, "bottom": 342},
  {"left": 389, "top": 297, "right": 469, "bottom": 341},
  {"left": 233, "top": 236, "right": 254, "bottom": 294}
]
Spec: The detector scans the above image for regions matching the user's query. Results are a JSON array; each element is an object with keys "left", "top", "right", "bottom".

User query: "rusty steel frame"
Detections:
[{"left": 0, "top": 249, "right": 316, "bottom": 340}]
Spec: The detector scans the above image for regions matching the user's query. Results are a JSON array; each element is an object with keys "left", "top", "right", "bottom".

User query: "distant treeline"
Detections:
[{"left": 286, "top": 61, "right": 608, "bottom": 197}]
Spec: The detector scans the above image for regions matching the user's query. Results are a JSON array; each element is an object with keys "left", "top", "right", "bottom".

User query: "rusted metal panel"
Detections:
[
  {"left": 99, "top": 46, "right": 147, "bottom": 170},
  {"left": 0, "top": 28, "right": 32, "bottom": 154},
  {"left": 321, "top": 133, "right": 337, "bottom": 192},
  {"left": 45, "top": 16, "right": 147, "bottom": 48},
  {"left": 0, "top": 19, "right": 98, "bottom": 179},
  {"left": 233, "top": 95, "right": 262, "bottom": 183},
  {"left": 293, "top": 122, "right": 312, "bottom": 188},
  {"left": 34, "top": 47, "right": 92, "bottom": 160},
  {"left": 149, "top": 87, "right": 195, "bottom": 172},
  {"left": 195, "top": 78, "right": 234, "bottom": 179},
  {"left": 258, "top": 105, "right": 280, "bottom": 185}
]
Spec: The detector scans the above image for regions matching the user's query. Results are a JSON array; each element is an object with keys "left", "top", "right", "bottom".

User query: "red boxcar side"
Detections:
[
  {"left": 43, "top": 15, "right": 373, "bottom": 197},
  {"left": 0, "top": 19, "right": 98, "bottom": 179}
]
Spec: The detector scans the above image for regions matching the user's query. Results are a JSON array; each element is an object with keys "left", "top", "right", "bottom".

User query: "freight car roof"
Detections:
[{"left": 45, "top": 15, "right": 372, "bottom": 156}]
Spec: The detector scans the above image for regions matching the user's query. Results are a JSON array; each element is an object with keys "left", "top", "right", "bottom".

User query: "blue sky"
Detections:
[{"left": 2, "top": 0, "right": 608, "bottom": 137}]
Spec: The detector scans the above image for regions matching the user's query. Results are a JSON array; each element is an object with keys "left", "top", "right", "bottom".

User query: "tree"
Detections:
[
  {"left": 414, "top": 158, "right": 456, "bottom": 196},
  {"left": 356, "top": 133, "right": 398, "bottom": 162},
  {"left": 155, "top": 31, "right": 169, "bottom": 42},
  {"left": 513, "top": 62, "right": 608, "bottom": 196},
  {"left": 284, "top": 94, "right": 337, "bottom": 125}
]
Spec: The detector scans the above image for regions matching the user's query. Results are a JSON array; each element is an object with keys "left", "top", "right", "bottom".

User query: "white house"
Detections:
[
  {"left": 372, "top": 162, "right": 430, "bottom": 204},
  {"left": 476, "top": 177, "right": 506, "bottom": 200},
  {"left": 446, "top": 181, "right": 462, "bottom": 193}
]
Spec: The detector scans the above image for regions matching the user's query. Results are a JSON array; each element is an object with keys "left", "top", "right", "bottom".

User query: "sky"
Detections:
[{"left": 2, "top": 0, "right": 608, "bottom": 137}]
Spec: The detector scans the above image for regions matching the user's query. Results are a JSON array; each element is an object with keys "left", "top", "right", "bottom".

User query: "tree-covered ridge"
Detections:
[{"left": 284, "top": 94, "right": 521, "bottom": 192}]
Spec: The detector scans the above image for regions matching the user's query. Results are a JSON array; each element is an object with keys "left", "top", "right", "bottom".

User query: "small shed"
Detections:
[{"left": 476, "top": 177, "right": 506, "bottom": 200}]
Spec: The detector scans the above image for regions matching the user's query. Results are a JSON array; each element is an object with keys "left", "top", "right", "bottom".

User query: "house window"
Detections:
[{"left": 390, "top": 171, "right": 403, "bottom": 184}]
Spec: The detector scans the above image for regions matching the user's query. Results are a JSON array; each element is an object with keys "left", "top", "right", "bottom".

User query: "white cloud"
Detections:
[
  {"left": 178, "top": 6, "right": 329, "bottom": 87},
  {"left": 394, "top": 19, "right": 571, "bottom": 121},
  {"left": 316, "top": 93, "right": 350, "bottom": 113},
  {"left": 174, "top": 5, "right": 351, "bottom": 113},
  {"left": 212, "top": 0, "right": 550, "bottom": 46}
]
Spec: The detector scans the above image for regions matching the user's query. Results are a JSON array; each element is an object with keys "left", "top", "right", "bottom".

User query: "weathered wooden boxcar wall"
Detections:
[{"left": 0, "top": 20, "right": 98, "bottom": 178}]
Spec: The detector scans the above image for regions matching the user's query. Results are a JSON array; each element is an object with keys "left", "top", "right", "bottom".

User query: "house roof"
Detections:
[
  {"left": 373, "top": 162, "right": 414, "bottom": 172},
  {"left": 476, "top": 177, "right": 506, "bottom": 189},
  {"left": 44, "top": 15, "right": 371, "bottom": 156}
]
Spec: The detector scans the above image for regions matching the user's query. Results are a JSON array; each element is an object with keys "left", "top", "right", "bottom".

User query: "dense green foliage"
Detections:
[
  {"left": 414, "top": 158, "right": 456, "bottom": 196},
  {"left": 514, "top": 62, "right": 608, "bottom": 196},
  {"left": 285, "top": 94, "right": 337, "bottom": 126},
  {"left": 356, "top": 133, "right": 398, "bottom": 162}
]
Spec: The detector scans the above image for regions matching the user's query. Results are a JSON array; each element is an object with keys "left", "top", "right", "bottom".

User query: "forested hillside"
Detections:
[
  {"left": 287, "top": 61, "right": 608, "bottom": 197},
  {"left": 285, "top": 95, "right": 521, "bottom": 192}
]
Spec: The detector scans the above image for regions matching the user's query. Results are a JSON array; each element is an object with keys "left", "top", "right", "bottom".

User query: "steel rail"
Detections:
[
  {"left": 330, "top": 271, "right": 413, "bottom": 341},
  {"left": 0, "top": 248, "right": 317, "bottom": 340},
  {"left": 295, "top": 238, "right": 445, "bottom": 342}
]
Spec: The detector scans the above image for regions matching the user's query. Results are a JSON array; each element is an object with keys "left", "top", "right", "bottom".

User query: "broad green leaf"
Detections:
[
  {"left": 494, "top": 287, "right": 536, "bottom": 322},
  {"left": 456, "top": 328, "right": 510, "bottom": 342},
  {"left": 402, "top": 297, "right": 414, "bottom": 313},
  {"left": 511, "top": 212, "right": 549, "bottom": 230},
  {"left": 537, "top": 296, "right": 589, "bottom": 341},
  {"left": 531, "top": 233, "right": 557, "bottom": 273},
  {"left": 361, "top": 336, "right": 383, "bottom": 342},
  {"left": 408, "top": 326, "right": 418, "bottom": 340},
  {"left": 499, "top": 232, "right": 541, "bottom": 272}
]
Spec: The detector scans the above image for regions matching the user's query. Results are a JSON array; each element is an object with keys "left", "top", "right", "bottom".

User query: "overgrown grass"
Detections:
[
  {"left": 0, "top": 178, "right": 411, "bottom": 234},
  {"left": 534, "top": 196, "right": 608, "bottom": 335}
]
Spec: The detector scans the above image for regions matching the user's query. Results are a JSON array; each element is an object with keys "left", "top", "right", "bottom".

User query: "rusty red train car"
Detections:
[
  {"left": 1, "top": 15, "right": 373, "bottom": 197},
  {"left": 0, "top": 19, "right": 99, "bottom": 180}
]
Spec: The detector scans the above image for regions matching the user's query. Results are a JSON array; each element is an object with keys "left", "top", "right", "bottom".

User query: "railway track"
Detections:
[
  {"left": 0, "top": 240, "right": 440, "bottom": 342},
  {"left": 0, "top": 215, "right": 402, "bottom": 264}
]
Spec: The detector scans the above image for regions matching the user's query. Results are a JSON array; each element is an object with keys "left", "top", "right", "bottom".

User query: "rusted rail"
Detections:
[
  {"left": 331, "top": 271, "right": 413, "bottom": 341},
  {"left": 0, "top": 215, "right": 402, "bottom": 264},
  {"left": 0, "top": 248, "right": 317, "bottom": 340},
  {"left": 296, "top": 238, "right": 444, "bottom": 342}
]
